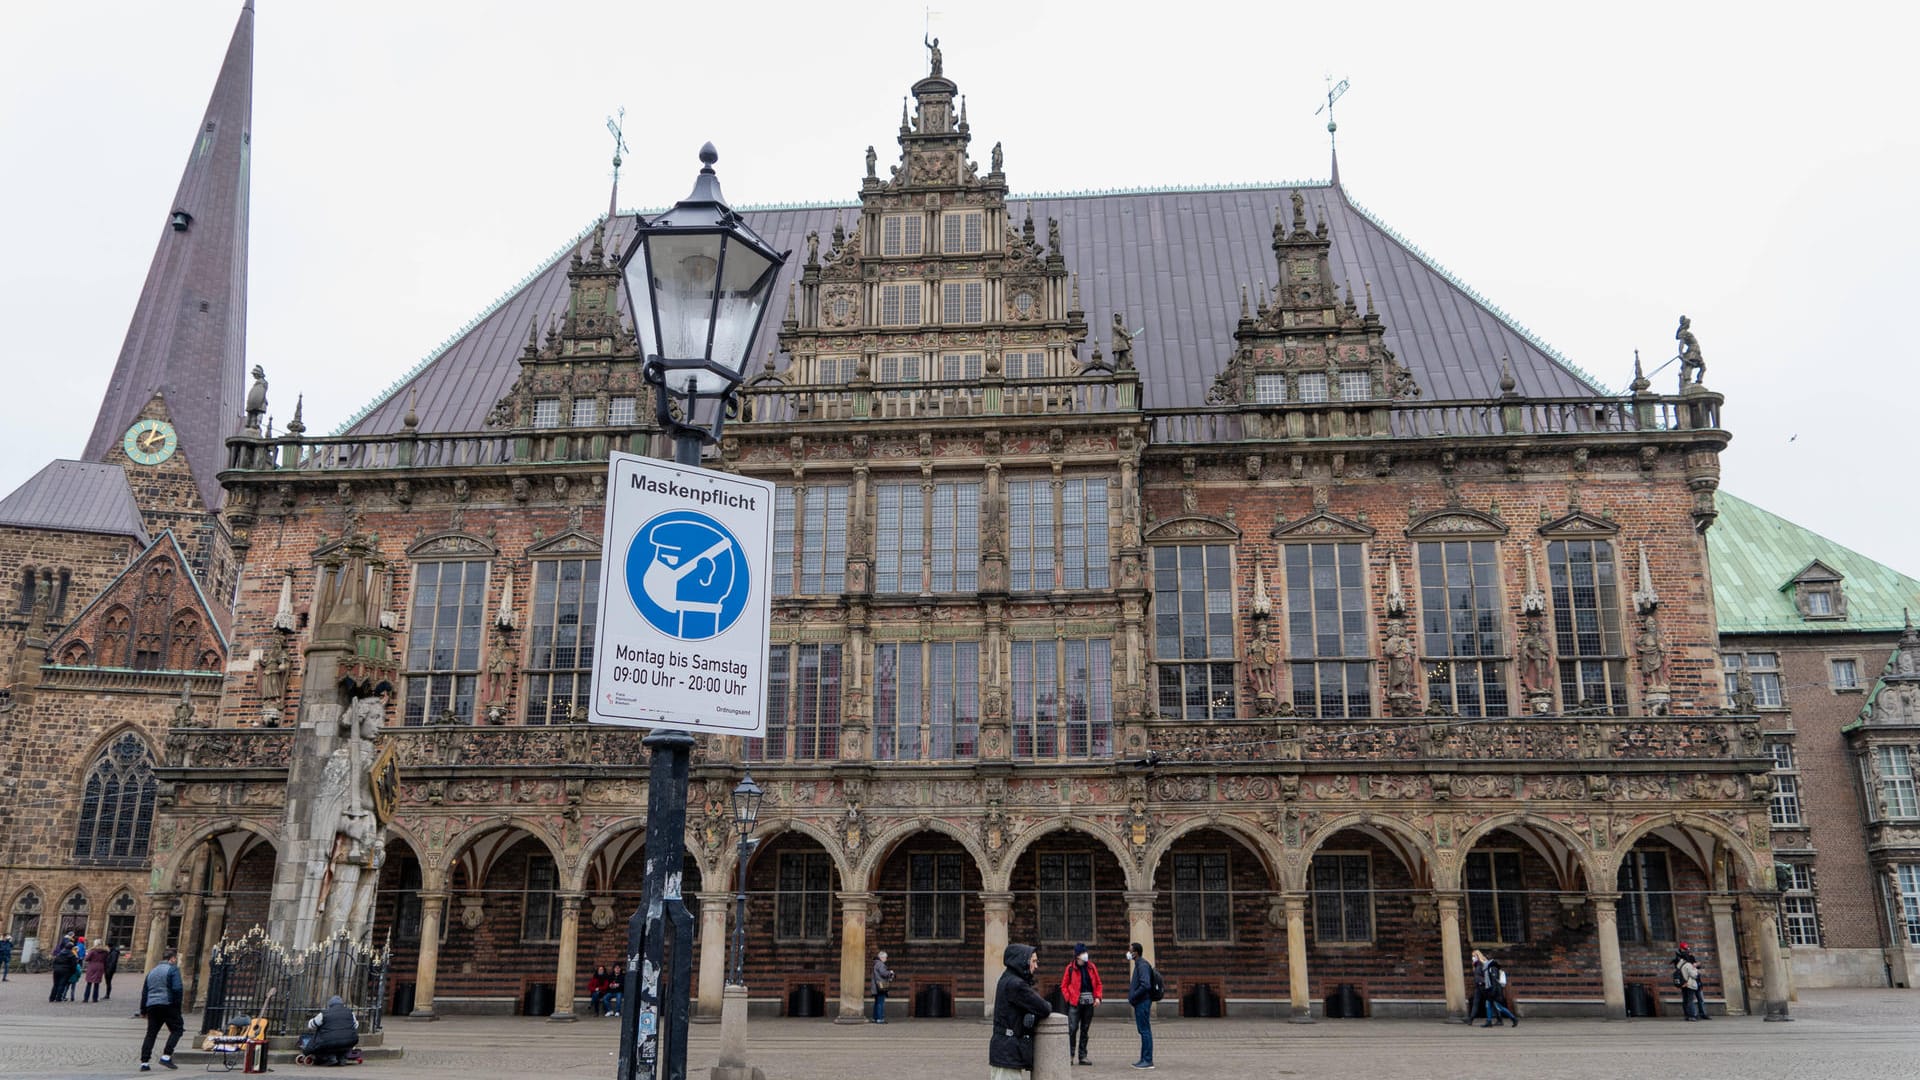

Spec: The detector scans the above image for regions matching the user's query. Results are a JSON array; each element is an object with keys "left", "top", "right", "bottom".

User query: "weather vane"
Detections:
[
  {"left": 1315, "top": 76, "right": 1350, "bottom": 150},
  {"left": 606, "top": 107, "right": 629, "bottom": 220}
]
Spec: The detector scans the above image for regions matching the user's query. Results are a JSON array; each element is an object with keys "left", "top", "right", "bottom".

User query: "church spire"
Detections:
[{"left": 82, "top": 0, "right": 254, "bottom": 511}]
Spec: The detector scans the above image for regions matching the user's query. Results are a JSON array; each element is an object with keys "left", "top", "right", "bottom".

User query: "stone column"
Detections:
[
  {"left": 834, "top": 892, "right": 872, "bottom": 1023},
  {"left": 1283, "top": 893, "right": 1311, "bottom": 1021},
  {"left": 550, "top": 893, "right": 583, "bottom": 1021},
  {"left": 1591, "top": 893, "right": 1626, "bottom": 1020},
  {"left": 1752, "top": 901, "right": 1792, "bottom": 1021},
  {"left": 1706, "top": 896, "right": 1746, "bottom": 1016},
  {"left": 1124, "top": 891, "right": 1157, "bottom": 966},
  {"left": 192, "top": 897, "right": 230, "bottom": 1009},
  {"left": 143, "top": 893, "right": 175, "bottom": 968},
  {"left": 980, "top": 891, "right": 1013, "bottom": 1020},
  {"left": 696, "top": 892, "right": 731, "bottom": 1021},
  {"left": 1436, "top": 891, "right": 1467, "bottom": 1019},
  {"left": 409, "top": 892, "right": 446, "bottom": 1020}
]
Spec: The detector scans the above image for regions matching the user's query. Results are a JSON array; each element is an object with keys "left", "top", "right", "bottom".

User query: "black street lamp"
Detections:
[
  {"left": 614, "top": 145, "right": 788, "bottom": 1080},
  {"left": 727, "top": 773, "right": 763, "bottom": 987}
]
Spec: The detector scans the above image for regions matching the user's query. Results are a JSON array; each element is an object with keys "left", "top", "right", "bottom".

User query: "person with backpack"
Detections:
[
  {"left": 1480, "top": 957, "right": 1518, "bottom": 1027},
  {"left": 138, "top": 946, "right": 185, "bottom": 1071},
  {"left": 1674, "top": 943, "right": 1707, "bottom": 1021},
  {"left": 989, "top": 943, "right": 1052, "bottom": 1080},
  {"left": 1058, "top": 943, "right": 1104, "bottom": 1066},
  {"left": 1125, "top": 942, "right": 1159, "bottom": 1070}
]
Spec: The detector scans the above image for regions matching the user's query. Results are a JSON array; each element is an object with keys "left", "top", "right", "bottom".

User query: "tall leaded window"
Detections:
[
  {"left": 526, "top": 558, "right": 599, "bottom": 724},
  {"left": 1060, "top": 479, "right": 1109, "bottom": 590},
  {"left": 777, "top": 851, "right": 833, "bottom": 941},
  {"left": 875, "top": 482, "right": 980, "bottom": 594},
  {"left": 522, "top": 854, "right": 563, "bottom": 942},
  {"left": 746, "top": 643, "right": 842, "bottom": 762},
  {"left": 1310, "top": 853, "right": 1373, "bottom": 943},
  {"left": 1172, "top": 852, "right": 1231, "bottom": 942},
  {"left": 1769, "top": 742, "right": 1803, "bottom": 826},
  {"left": 1547, "top": 539, "right": 1627, "bottom": 714},
  {"left": 879, "top": 283, "right": 922, "bottom": 326},
  {"left": 941, "top": 281, "right": 985, "bottom": 325},
  {"left": 1011, "top": 638, "right": 1112, "bottom": 759},
  {"left": 772, "top": 485, "right": 848, "bottom": 596},
  {"left": 1008, "top": 481, "right": 1054, "bottom": 591},
  {"left": 1616, "top": 850, "right": 1676, "bottom": 943},
  {"left": 9, "top": 889, "right": 41, "bottom": 942},
  {"left": 1285, "top": 542, "right": 1372, "bottom": 718},
  {"left": 404, "top": 560, "right": 488, "bottom": 725},
  {"left": 1417, "top": 540, "right": 1509, "bottom": 717},
  {"left": 908, "top": 853, "right": 966, "bottom": 941},
  {"left": 1892, "top": 865, "right": 1920, "bottom": 946},
  {"left": 105, "top": 892, "right": 137, "bottom": 951},
  {"left": 1008, "top": 478, "right": 1108, "bottom": 591},
  {"left": 881, "top": 214, "right": 923, "bottom": 257},
  {"left": 1779, "top": 863, "right": 1819, "bottom": 946},
  {"left": 1724, "top": 652, "right": 1784, "bottom": 708},
  {"left": 874, "top": 641, "right": 979, "bottom": 760},
  {"left": 393, "top": 858, "right": 425, "bottom": 944},
  {"left": 942, "top": 210, "right": 984, "bottom": 254},
  {"left": 1875, "top": 746, "right": 1918, "bottom": 818},
  {"left": 1464, "top": 851, "right": 1527, "bottom": 944},
  {"left": 1153, "top": 544, "right": 1236, "bottom": 720},
  {"left": 1036, "top": 853, "right": 1094, "bottom": 943},
  {"left": 73, "top": 733, "right": 157, "bottom": 864}
]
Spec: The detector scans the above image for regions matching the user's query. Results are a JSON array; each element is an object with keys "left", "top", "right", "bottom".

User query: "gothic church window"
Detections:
[
  {"left": 404, "top": 560, "right": 489, "bottom": 725},
  {"left": 99, "top": 606, "right": 132, "bottom": 667},
  {"left": 746, "top": 643, "right": 842, "bottom": 762},
  {"left": 57, "top": 890, "right": 89, "bottom": 940},
  {"left": 874, "top": 641, "right": 980, "bottom": 760},
  {"left": 14, "top": 568, "right": 32, "bottom": 613},
  {"left": 8, "top": 889, "right": 40, "bottom": 942},
  {"left": 1285, "top": 542, "right": 1372, "bottom": 719},
  {"left": 526, "top": 558, "right": 600, "bottom": 724},
  {"left": 1416, "top": 541, "right": 1509, "bottom": 718},
  {"left": 1547, "top": 539, "right": 1627, "bottom": 715},
  {"left": 105, "top": 892, "right": 137, "bottom": 951},
  {"left": 1153, "top": 544, "right": 1236, "bottom": 720},
  {"left": 73, "top": 733, "right": 157, "bottom": 864},
  {"left": 168, "top": 611, "right": 201, "bottom": 671},
  {"left": 771, "top": 486, "right": 848, "bottom": 596},
  {"left": 1011, "top": 637, "right": 1113, "bottom": 759}
]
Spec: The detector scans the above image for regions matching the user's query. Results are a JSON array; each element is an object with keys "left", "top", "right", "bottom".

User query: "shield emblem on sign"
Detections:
[{"left": 369, "top": 739, "right": 401, "bottom": 826}]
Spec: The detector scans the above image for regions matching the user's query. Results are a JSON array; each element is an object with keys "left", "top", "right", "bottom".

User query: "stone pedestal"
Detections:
[
  {"left": 1030, "top": 1013, "right": 1071, "bottom": 1080},
  {"left": 709, "top": 984, "right": 764, "bottom": 1080}
]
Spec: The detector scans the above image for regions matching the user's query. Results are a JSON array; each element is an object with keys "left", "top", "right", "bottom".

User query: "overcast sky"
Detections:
[{"left": 2, "top": 1, "right": 1913, "bottom": 575}]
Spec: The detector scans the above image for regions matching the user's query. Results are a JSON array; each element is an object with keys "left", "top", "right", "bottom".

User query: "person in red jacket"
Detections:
[
  {"left": 1058, "top": 943, "right": 1104, "bottom": 1066},
  {"left": 587, "top": 965, "right": 615, "bottom": 1017}
]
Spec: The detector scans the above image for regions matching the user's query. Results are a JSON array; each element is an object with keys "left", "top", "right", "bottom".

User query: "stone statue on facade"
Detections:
[
  {"left": 173, "top": 680, "right": 201, "bottom": 727},
  {"left": 1731, "top": 667, "right": 1757, "bottom": 714},
  {"left": 245, "top": 365, "right": 269, "bottom": 431},
  {"left": 1384, "top": 619, "right": 1417, "bottom": 715},
  {"left": 925, "top": 35, "right": 942, "bottom": 76},
  {"left": 1110, "top": 313, "right": 1136, "bottom": 370},
  {"left": 259, "top": 636, "right": 292, "bottom": 722},
  {"left": 1047, "top": 218, "right": 1061, "bottom": 255},
  {"left": 866, "top": 145, "right": 877, "bottom": 179},
  {"left": 991, "top": 141, "right": 1003, "bottom": 173},
  {"left": 1676, "top": 315, "right": 1706, "bottom": 386},
  {"left": 1518, "top": 614, "right": 1553, "bottom": 694},
  {"left": 1245, "top": 627, "right": 1279, "bottom": 711},
  {"left": 1635, "top": 614, "right": 1666, "bottom": 686}
]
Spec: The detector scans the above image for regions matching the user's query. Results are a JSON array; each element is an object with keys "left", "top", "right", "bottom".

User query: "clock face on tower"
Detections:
[{"left": 123, "top": 419, "right": 179, "bottom": 466}]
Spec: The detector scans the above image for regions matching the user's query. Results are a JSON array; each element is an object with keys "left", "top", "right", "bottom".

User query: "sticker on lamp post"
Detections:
[{"left": 590, "top": 451, "right": 773, "bottom": 736}]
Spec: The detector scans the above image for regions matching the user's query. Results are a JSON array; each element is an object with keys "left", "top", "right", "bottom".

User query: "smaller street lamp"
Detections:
[{"left": 728, "top": 773, "right": 763, "bottom": 987}]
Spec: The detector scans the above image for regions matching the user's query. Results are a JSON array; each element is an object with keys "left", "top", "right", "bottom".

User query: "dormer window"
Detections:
[
  {"left": 1806, "top": 590, "right": 1832, "bottom": 616},
  {"left": 1787, "top": 560, "right": 1847, "bottom": 621}
]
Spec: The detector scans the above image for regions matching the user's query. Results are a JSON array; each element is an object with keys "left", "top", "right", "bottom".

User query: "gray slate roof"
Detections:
[
  {"left": 82, "top": 1, "right": 253, "bottom": 509},
  {"left": 343, "top": 182, "right": 1605, "bottom": 436},
  {"left": 0, "top": 460, "right": 151, "bottom": 546}
]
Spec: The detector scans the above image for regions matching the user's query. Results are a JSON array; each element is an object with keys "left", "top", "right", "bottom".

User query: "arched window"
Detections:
[
  {"left": 168, "top": 610, "right": 200, "bottom": 671},
  {"left": 14, "top": 567, "right": 33, "bottom": 614},
  {"left": 58, "top": 889, "right": 90, "bottom": 940},
  {"left": 73, "top": 734, "right": 157, "bottom": 864},
  {"left": 106, "top": 891, "right": 138, "bottom": 951},
  {"left": 99, "top": 606, "right": 133, "bottom": 668},
  {"left": 8, "top": 889, "right": 41, "bottom": 942}
]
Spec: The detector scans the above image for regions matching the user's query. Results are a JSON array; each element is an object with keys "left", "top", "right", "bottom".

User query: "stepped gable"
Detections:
[
  {"left": 340, "top": 108, "right": 1602, "bottom": 437},
  {"left": 0, "top": 460, "right": 150, "bottom": 546},
  {"left": 81, "top": 1, "right": 254, "bottom": 510}
]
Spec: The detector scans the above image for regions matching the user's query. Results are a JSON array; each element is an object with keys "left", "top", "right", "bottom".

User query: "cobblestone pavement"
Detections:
[{"left": 1, "top": 977, "right": 1916, "bottom": 1079}]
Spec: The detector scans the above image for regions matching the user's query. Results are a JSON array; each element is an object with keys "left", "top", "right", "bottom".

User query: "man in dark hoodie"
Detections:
[
  {"left": 990, "top": 943, "right": 1052, "bottom": 1080},
  {"left": 301, "top": 995, "right": 360, "bottom": 1066}
]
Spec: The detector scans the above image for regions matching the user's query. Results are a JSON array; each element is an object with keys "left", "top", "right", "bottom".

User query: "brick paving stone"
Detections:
[{"left": 1, "top": 977, "right": 1916, "bottom": 1079}]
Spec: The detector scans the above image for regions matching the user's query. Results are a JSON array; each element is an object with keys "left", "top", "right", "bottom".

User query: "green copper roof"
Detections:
[{"left": 1710, "top": 491, "right": 1920, "bottom": 634}]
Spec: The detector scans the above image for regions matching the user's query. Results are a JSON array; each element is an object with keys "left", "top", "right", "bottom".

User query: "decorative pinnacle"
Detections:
[
  {"left": 285, "top": 394, "right": 305, "bottom": 436},
  {"left": 699, "top": 142, "right": 718, "bottom": 169},
  {"left": 1521, "top": 541, "right": 1546, "bottom": 614},
  {"left": 1240, "top": 284, "right": 1250, "bottom": 318},
  {"left": 1385, "top": 557, "right": 1407, "bottom": 618},
  {"left": 1632, "top": 545, "right": 1661, "bottom": 614},
  {"left": 1499, "top": 357, "right": 1517, "bottom": 395},
  {"left": 403, "top": 389, "right": 419, "bottom": 431},
  {"left": 1630, "top": 349, "right": 1651, "bottom": 393},
  {"left": 1250, "top": 561, "right": 1274, "bottom": 618}
]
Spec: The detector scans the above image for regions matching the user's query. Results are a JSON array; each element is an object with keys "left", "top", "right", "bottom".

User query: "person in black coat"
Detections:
[
  {"left": 49, "top": 940, "right": 78, "bottom": 1003},
  {"left": 989, "top": 943, "right": 1052, "bottom": 1078},
  {"left": 301, "top": 996, "right": 359, "bottom": 1066}
]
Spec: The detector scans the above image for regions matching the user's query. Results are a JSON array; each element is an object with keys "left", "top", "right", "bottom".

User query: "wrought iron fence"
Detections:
[{"left": 202, "top": 927, "right": 389, "bottom": 1037}]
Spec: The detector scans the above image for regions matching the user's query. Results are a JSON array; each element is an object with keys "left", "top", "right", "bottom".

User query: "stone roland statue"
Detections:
[{"left": 312, "top": 691, "right": 389, "bottom": 943}]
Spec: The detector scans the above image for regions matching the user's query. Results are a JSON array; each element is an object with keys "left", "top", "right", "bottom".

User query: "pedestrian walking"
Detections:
[
  {"left": 104, "top": 945, "right": 120, "bottom": 1000},
  {"left": 1057, "top": 943, "right": 1103, "bottom": 1065},
  {"left": 1480, "top": 957, "right": 1517, "bottom": 1027},
  {"left": 989, "top": 944, "right": 1051, "bottom": 1080},
  {"left": 871, "top": 950, "right": 894, "bottom": 1023},
  {"left": 0, "top": 932, "right": 13, "bottom": 981},
  {"left": 1674, "top": 944, "right": 1707, "bottom": 1021},
  {"left": 138, "top": 946, "right": 185, "bottom": 1071},
  {"left": 83, "top": 943, "right": 107, "bottom": 1002},
  {"left": 1124, "top": 942, "right": 1156, "bottom": 1070},
  {"left": 49, "top": 937, "right": 77, "bottom": 1003}
]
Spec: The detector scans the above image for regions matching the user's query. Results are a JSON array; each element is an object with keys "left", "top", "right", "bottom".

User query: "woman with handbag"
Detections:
[{"left": 871, "top": 951, "right": 894, "bottom": 1023}]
